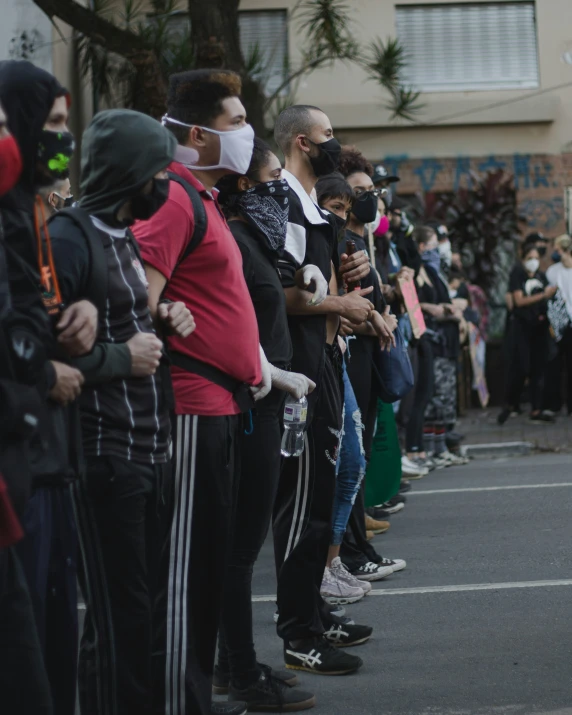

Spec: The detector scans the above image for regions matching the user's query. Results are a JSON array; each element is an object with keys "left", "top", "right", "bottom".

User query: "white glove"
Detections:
[
  {"left": 249, "top": 345, "right": 272, "bottom": 402},
  {"left": 298, "top": 264, "right": 328, "bottom": 306},
  {"left": 270, "top": 365, "right": 316, "bottom": 400}
]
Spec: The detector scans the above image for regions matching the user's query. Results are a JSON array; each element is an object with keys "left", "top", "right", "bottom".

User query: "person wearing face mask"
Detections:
[
  {"left": 497, "top": 243, "right": 556, "bottom": 425},
  {"left": 272, "top": 105, "right": 375, "bottom": 677},
  {"left": 38, "top": 177, "right": 73, "bottom": 216},
  {"left": 48, "top": 109, "right": 196, "bottom": 715},
  {"left": 133, "top": 70, "right": 269, "bottom": 715},
  {"left": 333, "top": 147, "right": 408, "bottom": 575},
  {"left": 0, "top": 98, "right": 57, "bottom": 715},
  {"left": 212, "top": 138, "right": 317, "bottom": 711},
  {"left": 0, "top": 60, "right": 101, "bottom": 715},
  {"left": 543, "top": 234, "right": 572, "bottom": 416},
  {"left": 413, "top": 226, "right": 467, "bottom": 466}
]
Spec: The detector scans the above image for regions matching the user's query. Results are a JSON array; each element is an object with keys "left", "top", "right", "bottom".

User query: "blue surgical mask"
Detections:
[
  {"left": 422, "top": 247, "right": 441, "bottom": 273},
  {"left": 552, "top": 251, "right": 562, "bottom": 263}
]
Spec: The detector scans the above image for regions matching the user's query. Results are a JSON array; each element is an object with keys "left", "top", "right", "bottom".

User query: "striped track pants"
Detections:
[{"left": 153, "top": 413, "right": 240, "bottom": 715}]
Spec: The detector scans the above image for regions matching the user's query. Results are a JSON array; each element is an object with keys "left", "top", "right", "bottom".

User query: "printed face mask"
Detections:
[
  {"left": 234, "top": 179, "right": 290, "bottom": 253},
  {"left": 0, "top": 135, "right": 23, "bottom": 195},
  {"left": 37, "top": 129, "right": 75, "bottom": 180},
  {"left": 306, "top": 137, "right": 342, "bottom": 177},
  {"left": 162, "top": 115, "right": 254, "bottom": 175},
  {"left": 524, "top": 257, "right": 539, "bottom": 274}
]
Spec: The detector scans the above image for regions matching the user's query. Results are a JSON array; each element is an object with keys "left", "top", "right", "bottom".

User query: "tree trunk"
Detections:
[{"left": 188, "top": 0, "right": 267, "bottom": 136}]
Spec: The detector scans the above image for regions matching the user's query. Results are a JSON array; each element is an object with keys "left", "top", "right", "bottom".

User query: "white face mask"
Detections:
[
  {"left": 371, "top": 210, "right": 383, "bottom": 232},
  {"left": 438, "top": 239, "right": 453, "bottom": 267},
  {"left": 524, "top": 257, "right": 539, "bottom": 274},
  {"left": 162, "top": 115, "right": 255, "bottom": 175}
]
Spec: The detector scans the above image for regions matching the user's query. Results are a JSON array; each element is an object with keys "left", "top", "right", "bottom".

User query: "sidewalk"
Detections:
[{"left": 457, "top": 408, "right": 572, "bottom": 453}]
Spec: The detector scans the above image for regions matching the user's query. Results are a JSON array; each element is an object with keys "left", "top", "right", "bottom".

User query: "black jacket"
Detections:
[{"left": 0, "top": 61, "right": 72, "bottom": 503}]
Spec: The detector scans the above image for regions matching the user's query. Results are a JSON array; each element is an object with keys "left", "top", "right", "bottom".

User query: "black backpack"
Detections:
[{"left": 51, "top": 175, "right": 254, "bottom": 413}]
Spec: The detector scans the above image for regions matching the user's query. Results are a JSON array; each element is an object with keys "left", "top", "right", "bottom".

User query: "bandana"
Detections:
[{"left": 232, "top": 179, "right": 289, "bottom": 254}]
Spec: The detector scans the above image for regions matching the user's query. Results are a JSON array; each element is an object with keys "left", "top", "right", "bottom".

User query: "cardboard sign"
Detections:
[
  {"left": 398, "top": 276, "right": 426, "bottom": 339},
  {"left": 468, "top": 323, "right": 489, "bottom": 407}
]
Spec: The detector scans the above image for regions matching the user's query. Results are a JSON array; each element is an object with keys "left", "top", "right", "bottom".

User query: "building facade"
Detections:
[{"left": 241, "top": 0, "right": 572, "bottom": 237}]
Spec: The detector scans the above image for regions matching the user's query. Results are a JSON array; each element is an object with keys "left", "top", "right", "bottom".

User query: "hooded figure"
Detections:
[
  {"left": 48, "top": 108, "right": 178, "bottom": 715},
  {"left": 79, "top": 108, "right": 176, "bottom": 226}
]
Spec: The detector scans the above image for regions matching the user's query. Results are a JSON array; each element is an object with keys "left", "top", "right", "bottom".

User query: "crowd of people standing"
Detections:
[{"left": 1, "top": 60, "right": 477, "bottom": 715}]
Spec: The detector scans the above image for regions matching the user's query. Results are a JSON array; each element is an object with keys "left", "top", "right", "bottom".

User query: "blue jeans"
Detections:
[{"left": 332, "top": 362, "right": 366, "bottom": 546}]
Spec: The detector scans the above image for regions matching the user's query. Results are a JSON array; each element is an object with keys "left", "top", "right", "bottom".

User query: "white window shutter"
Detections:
[
  {"left": 396, "top": 2, "right": 539, "bottom": 92},
  {"left": 239, "top": 10, "right": 288, "bottom": 95}
]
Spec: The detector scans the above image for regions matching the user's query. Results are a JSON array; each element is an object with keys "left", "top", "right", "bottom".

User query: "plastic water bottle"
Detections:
[{"left": 281, "top": 395, "right": 308, "bottom": 457}]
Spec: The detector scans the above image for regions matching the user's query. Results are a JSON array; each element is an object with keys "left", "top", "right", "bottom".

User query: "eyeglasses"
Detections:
[{"left": 354, "top": 187, "right": 388, "bottom": 199}]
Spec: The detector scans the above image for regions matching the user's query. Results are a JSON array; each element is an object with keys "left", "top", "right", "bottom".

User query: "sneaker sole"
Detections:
[
  {"left": 390, "top": 562, "right": 407, "bottom": 573},
  {"left": 353, "top": 568, "right": 393, "bottom": 582},
  {"left": 382, "top": 503, "right": 404, "bottom": 514},
  {"left": 369, "top": 526, "right": 390, "bottom": 534},
  {"left": 321, "top": 592, "right": 364, "bottom": 605},
  {"left": 328, "top": 634, "right": 372, "bottom": 648},
  {"left": 402, "top": 471, "right": 425, "bottom": 479},
  {"left": 285, "top": 663, "right": 362, "bottom": 675},
  {"left": 213, "top": 674, "right": 299, "bottom": 695},
  {"left": 245, "top": 696, "right": 317, "bottom": 712}
]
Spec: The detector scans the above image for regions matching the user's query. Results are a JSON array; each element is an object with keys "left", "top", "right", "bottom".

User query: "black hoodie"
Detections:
[
  {"left": 0, "top": 60, "right": 69, "bottom": 390},
  {"left": 49, "top": 109, "right": 176, "bottom": 464},
  {"left": 0, "top": 61, "right": 69, "bottom": 510}
]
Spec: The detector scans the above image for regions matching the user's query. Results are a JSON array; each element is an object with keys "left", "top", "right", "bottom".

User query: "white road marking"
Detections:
[
  {"left": 411, "top": 483, "right": 572, "bottom": 495},
  {"left": 251, "top": 579, "right": 572, "bottom": 602}
]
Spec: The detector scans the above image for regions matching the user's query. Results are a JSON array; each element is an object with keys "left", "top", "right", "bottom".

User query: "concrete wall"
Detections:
[{"left": 0, "top": 0, "right": 53, "bottom": 72}]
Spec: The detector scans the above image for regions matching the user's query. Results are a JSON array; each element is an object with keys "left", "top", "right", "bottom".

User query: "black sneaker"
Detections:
[
  {"left": 323, "top": 620, "right": 373, "bottom": 648},
  {"left": 372, "top": 506, "right": 391, "bottom": 520},
  {"left": 497, "top": 408, "right": 511, "bottom": 425},
  {"left": 213, "top": 663, "right": 298, "bottom": 695},
  {"left": 211, "top": 702, "right": 248, "bottom": 715},
  {"left": 228, "top": 665, "right": 316, "bottom": 712},
  {"left": 529, "top": 412, "right": 555, "bottom": 424},
  {"left": 399, "top": 480, "right": 412, "bottom": 493},
  {"left": 284, "top": 637, "right": 363, "bottom": 675}
]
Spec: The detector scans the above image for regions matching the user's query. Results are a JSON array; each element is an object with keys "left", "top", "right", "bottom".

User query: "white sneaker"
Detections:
[
  {"left": 377, "top": 556, "right": 407, "bottom": 573},
  {"left": 330, "top": 557, "right": 372, "bottom": 594},
  {"left": 351, "top": 561, "right": 394, "bottom": 582},
  {"left": 321, "top": 566, "right": 365, "bottom": 605},
  {"left": 401, "top": 455, "right": 429, "bottom": 478},
  {"left": 437, "top": 450, "right": 468, "bottom": 466}
]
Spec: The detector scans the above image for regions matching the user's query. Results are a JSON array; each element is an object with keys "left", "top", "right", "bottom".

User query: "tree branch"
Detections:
[{"left": 32, "top": 0, "right": 148, "bottom": 58}]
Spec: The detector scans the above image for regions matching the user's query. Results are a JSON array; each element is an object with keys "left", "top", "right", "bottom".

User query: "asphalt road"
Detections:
[{"left": 243, "top": 453, "right": 572, "bottom": 715}]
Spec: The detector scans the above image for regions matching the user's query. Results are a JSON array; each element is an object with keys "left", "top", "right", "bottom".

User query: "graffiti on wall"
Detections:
[{"left": 383, "top": 152, "right": 569, "bottom": 233}]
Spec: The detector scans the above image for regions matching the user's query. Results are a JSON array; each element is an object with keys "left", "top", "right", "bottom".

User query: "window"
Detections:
[
  {"left": 395, "top": 2, "right": 539, "bottom": 92},
  {"left": 239, "top": 10, "right": 288, "bottom": 96}
]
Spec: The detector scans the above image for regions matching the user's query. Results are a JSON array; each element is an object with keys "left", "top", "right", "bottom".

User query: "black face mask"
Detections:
[
  {"left": 307, "top": 137, "right": 342, "bottom": 177},
  {"left": 129, "top": 178, "right": 170, "bottom": 223},
  {"left": 352, "top": 191, "right": 378, "bottom": 225},
  {"left": 538, "top": 245, "right": 547, "bottom": 257},
  {"left": 330, "top": 212, "right": 347, "bottom": 243},
  {"left": 37, "top": 129, "right": 75, "bottom": 181}
]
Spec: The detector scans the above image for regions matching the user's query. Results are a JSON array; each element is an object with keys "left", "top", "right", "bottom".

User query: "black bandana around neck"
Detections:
[{"left": 233, "top": 179, "right": 289, "bottom": 254}]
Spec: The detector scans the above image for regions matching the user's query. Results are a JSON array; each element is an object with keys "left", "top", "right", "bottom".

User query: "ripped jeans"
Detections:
[{"left": 332, "top": 361, "right": 366, "bottom": 547}]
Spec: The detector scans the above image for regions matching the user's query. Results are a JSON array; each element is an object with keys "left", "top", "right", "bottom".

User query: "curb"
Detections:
[{"left": 461, "top": 441, "right": 533, "bottom": 459}]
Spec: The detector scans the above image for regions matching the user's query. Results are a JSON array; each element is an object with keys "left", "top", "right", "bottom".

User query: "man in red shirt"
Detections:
[{"left": 133, "top": 69, "right": 265, "bottom": 715}]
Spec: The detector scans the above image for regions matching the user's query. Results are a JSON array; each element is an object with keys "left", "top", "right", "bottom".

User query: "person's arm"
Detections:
[
  {"left": 513, "top": 287, "right": 556, "bottom": 307},
  {"left": 71, "top": 342, "right": 132, "bottom": 385}
]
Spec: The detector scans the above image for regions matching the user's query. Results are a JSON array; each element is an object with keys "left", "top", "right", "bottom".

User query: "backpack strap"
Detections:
[
  {"left": 169, "top": 349, "right": 255, "bottom": 414},
  {"left": 48, "top": 208, "right": 108, "bottom": 318},
  {"left": 167, "top": 171, "right": 208, "bottom": 267}
]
